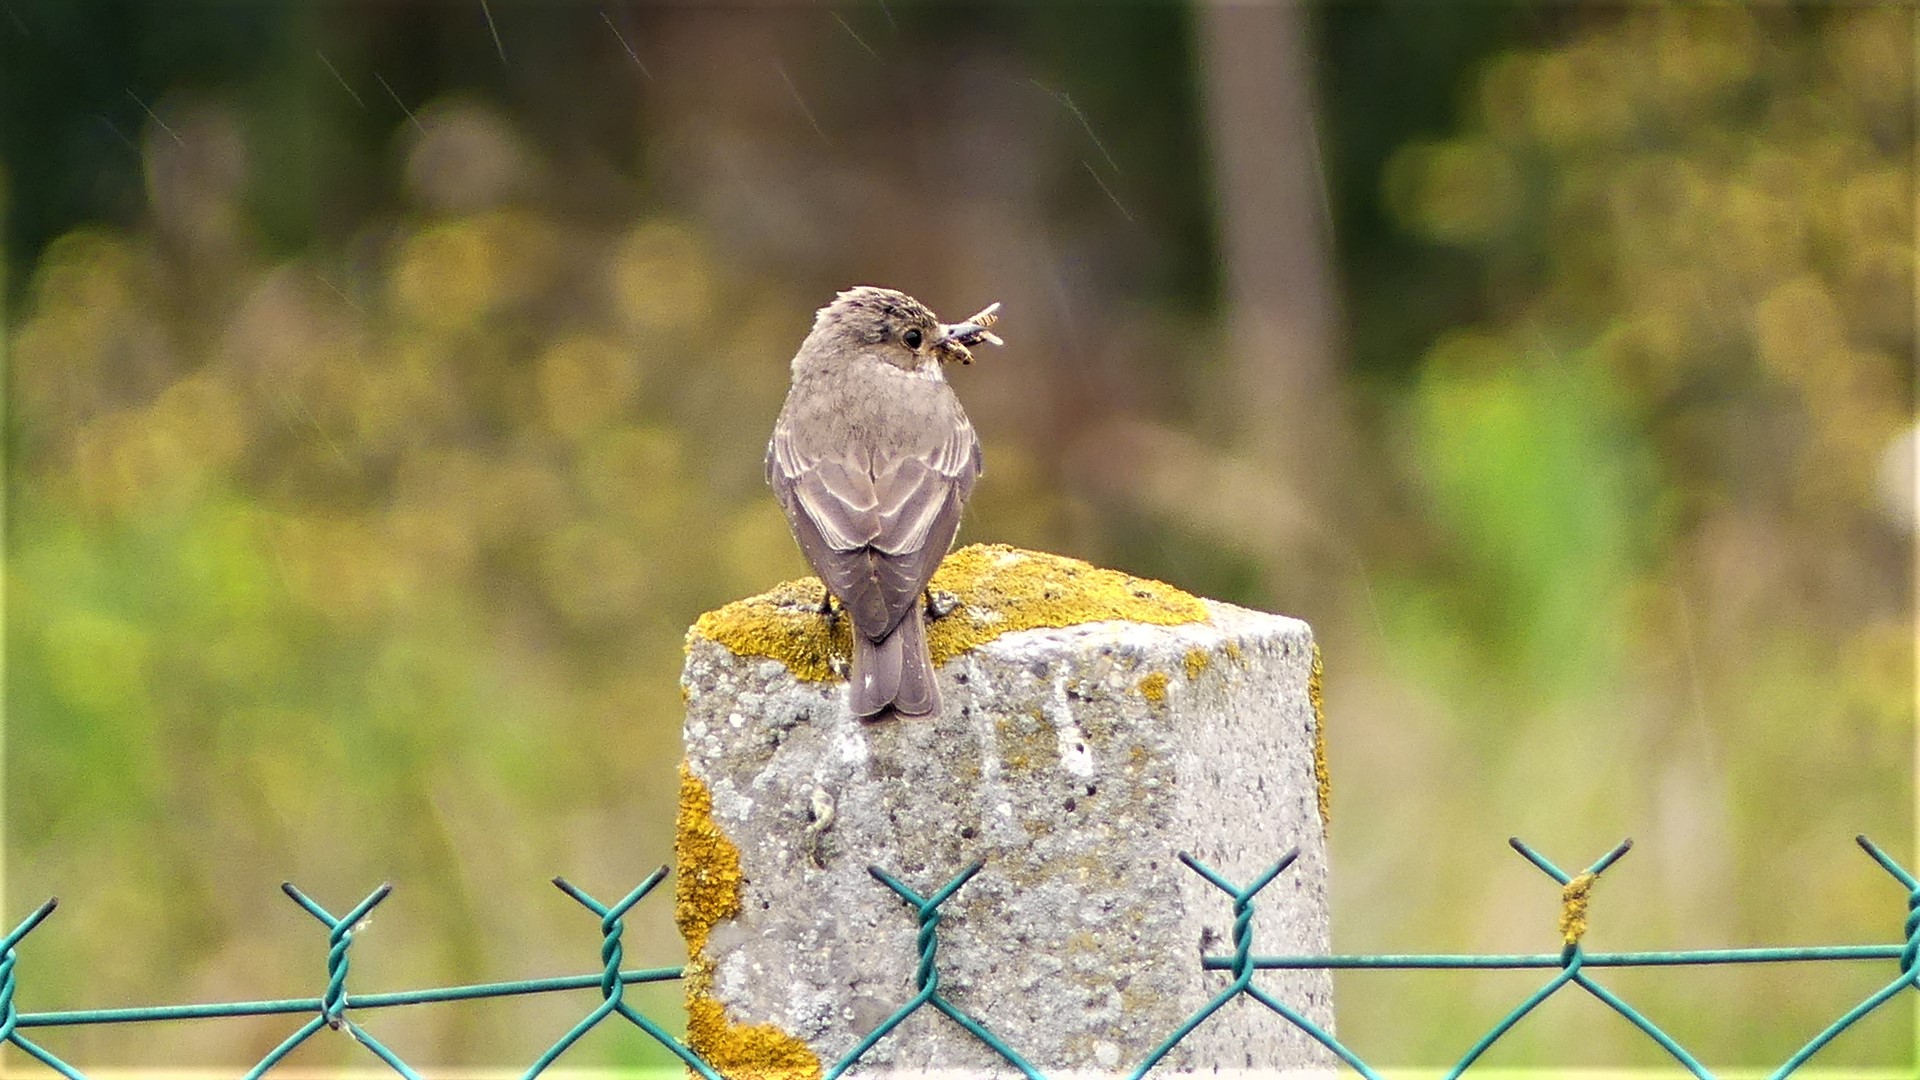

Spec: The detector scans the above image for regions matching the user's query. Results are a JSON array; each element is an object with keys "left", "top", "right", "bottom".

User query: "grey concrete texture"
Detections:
[{"left": 681, "top": 593, "right": 1334, "bottom": 1077}]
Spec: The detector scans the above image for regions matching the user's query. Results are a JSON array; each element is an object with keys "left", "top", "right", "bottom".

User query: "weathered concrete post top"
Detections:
[{"left": 677, "top": 543, "right": 1333, "bottom": 1077}]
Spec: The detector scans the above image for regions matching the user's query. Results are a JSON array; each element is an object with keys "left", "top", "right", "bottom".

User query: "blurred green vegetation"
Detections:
[
  {"left": 1338, "top": 8, "right": 1914, "bottom": 1064},
  {"left": 2, "top": 1, "right": 1912, "bottom": 1070}
]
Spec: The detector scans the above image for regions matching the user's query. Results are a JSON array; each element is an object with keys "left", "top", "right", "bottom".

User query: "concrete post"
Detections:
[{"left": 676, "top": 544, "right": 1333, "bottom": 1077}]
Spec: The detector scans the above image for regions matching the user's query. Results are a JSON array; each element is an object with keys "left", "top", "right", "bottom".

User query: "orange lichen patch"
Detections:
[
  {"left": 1183, "top": 648, "right": 1210, "bottom": 680},
  {"left": 689, "top": 544, "right": 1210, "bottom": 682},
  {"left": 1138, "top": 671, "right": 1170, "bottom": 704},
  {"left": 1309, "top": 643, "right": 1330, "bottom": 827},
  {"left": 677, "top": 763, "right": 821, "bottom": 1079}
]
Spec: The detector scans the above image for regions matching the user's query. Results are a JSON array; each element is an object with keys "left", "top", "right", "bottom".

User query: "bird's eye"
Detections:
[{"left": 902, "top": 328, "right": 923, "bottom": 349}]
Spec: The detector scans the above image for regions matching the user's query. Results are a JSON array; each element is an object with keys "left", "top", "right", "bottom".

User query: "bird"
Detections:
[{"left": 766, "top": 286, "right": 1001, "bottom": 722}]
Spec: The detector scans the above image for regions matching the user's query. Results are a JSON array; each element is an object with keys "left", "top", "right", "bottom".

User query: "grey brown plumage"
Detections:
[{"left": 766, "top": 287, "right": 990, "bottom": 721}]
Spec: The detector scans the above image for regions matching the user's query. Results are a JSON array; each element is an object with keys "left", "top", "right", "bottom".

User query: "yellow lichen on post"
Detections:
[
  {"left": 922, "top": 546, "right": 1210, "bottom": 666},
  {"left": 689, "top": 581, "right": 853, "bottom": 683},
  {"left": 1309, "top": 643, "right": 1330, "bottom": 827},
  {"left": 676, "top": 762, "right": 743, "bottom": 956},
  {"left": 677, "top": 763, "right": 822, "bottom": 1080},
  {"left": 1183, "top": 648, "right": 1210, "bottom": 680},
  {"left": 689, "top": 544, "right": 1210, "bottom": 681},
  {"left": 1138, "top": 671, "right": 1170, "bottom": 704},
  {"left": 684, "top": 992, "right": 822, "bottom": 1080}
]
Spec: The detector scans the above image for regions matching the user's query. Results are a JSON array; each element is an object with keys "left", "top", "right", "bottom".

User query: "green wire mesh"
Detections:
[{"left": 1, "top": 835, "right": 1913, "bottom": 1077}]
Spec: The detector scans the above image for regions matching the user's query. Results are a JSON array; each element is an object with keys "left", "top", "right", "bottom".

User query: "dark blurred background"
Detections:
[{"left": 3, "top": 1, "right": 1913, "bottom": 1071}]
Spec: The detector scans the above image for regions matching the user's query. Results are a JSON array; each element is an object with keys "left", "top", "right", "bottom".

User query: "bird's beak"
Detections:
[{"left": 933, "top": 302, "right": 1003, "bottom": 364}]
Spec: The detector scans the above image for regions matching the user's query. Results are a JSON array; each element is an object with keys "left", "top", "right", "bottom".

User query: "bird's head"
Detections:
[{"left": 796, "top": 286, "right": 1002, "bottom": 375}]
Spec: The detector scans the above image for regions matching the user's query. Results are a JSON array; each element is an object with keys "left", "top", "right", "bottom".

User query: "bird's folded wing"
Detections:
[{"left": 767, "top": 413, "right": 980, "bottom": 640}]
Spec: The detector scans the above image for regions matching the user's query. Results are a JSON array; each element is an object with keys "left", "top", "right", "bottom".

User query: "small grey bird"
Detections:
[{"left": 767, "top": 286, "right": 1000, "bottom": 721}]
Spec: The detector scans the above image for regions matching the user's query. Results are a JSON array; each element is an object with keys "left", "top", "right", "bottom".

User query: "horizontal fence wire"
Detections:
[{"left": 0, "top": 835, "right": 1914, "bottom": 1078}]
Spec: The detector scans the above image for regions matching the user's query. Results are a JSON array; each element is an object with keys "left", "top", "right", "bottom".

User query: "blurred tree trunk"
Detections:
[{"left": 1196, "top": 2, "right": 1352, "bottom": 504}]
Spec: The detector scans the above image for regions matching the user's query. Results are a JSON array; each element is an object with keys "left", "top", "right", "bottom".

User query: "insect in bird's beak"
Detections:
[{"left": 933, "top": 302, "right": 1003, "bottom": 364}]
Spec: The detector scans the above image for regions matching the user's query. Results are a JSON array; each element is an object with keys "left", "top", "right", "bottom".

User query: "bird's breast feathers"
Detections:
[{"left": 903, "top": 356, "right": 948, "bottom": 383}]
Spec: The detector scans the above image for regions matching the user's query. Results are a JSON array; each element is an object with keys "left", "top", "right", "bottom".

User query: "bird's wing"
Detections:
[
  {"left": 768, "top": 407, "right": 980, "bottom": 640},
  {"left": 768, "top": 423, "right": 881, "bottom": 627}
]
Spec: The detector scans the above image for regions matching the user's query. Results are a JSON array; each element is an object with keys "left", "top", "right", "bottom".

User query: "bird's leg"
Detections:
[
  {"left": 925, "top": 589, "right": 960, "bottom": 620},
  {"left": 819, "top": 588, "right": 850, "bottom": 678}
]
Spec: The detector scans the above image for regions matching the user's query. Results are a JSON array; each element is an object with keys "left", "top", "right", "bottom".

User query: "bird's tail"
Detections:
[{"left": 850, "top": 606, "right": 939, "bottom": 722}]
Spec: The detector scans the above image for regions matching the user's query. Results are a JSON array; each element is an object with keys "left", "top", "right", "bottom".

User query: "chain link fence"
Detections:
[{"left": 2, "top": 835, "right": 1914, "bottom": 1078}]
